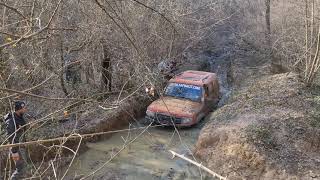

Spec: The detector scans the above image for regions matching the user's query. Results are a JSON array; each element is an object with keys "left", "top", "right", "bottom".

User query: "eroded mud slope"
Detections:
[{"left": 195, "top": 71, "right": 320, "bottom": 179}]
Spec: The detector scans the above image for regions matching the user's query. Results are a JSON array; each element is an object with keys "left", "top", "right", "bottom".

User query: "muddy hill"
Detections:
[{"left": 195, "top": 54, "right": 320, "bottom": 179}]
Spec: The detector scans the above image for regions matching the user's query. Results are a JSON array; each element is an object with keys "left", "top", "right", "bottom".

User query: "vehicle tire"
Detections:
[{"left": 141, "top": 118, "right": 153, "bottom": 126}]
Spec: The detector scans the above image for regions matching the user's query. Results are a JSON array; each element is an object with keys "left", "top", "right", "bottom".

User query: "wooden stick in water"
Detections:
[{"left": 169, "top": 150, "right": 227, "bottom": 180}]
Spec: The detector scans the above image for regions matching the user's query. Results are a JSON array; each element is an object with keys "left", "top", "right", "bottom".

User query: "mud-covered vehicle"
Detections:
[{"left": 145, "top": 70, "right": 219, "bottom": 127}]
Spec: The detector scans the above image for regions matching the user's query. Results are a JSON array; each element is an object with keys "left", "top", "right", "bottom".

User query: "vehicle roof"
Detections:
[{"left": 169, "top": 70, "right": 218, "bottom": 86}]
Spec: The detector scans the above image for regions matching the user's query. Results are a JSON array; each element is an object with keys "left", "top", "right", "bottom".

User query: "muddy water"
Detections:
[{"left": 66, "top": 121, "right": 212, "bottom": 180}]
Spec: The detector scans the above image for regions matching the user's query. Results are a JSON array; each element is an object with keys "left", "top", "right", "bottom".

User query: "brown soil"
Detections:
[{"left": 194, "top": 54, "right": 320, "bottom": 179}]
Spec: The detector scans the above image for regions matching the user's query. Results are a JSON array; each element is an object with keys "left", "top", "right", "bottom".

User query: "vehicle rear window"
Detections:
[{"left": 164, "top": 83, "right": 202, "bottom": 102}]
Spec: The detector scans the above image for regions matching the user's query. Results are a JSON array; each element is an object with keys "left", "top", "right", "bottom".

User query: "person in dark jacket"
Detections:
[{"left": 5, "top": 101, "right": 28, "bottom": 179}]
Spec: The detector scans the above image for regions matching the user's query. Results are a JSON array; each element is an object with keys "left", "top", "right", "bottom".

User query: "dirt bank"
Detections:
[{"left": 195, "top": 61, "right": 320, "bottom": 179}]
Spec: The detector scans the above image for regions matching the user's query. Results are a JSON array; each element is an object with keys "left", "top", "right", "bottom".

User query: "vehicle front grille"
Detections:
[{"left": 155, "top": 114, "right": 182, "bottom": 124}]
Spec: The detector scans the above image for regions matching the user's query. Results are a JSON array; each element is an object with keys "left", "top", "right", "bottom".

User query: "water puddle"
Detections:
[{"left": 66, "top": 123, "right": 211, "bottom": 179}]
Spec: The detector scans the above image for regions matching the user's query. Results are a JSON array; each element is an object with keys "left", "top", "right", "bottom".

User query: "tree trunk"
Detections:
[
  {"left": 101, "top": 43, "right": 112, "bottom": 93},
  {"left": 266, "top": 0, "right": 284, "bottom": 73},
  {"left": 59, "top": 39, "right": 69, "bottom": 96}
]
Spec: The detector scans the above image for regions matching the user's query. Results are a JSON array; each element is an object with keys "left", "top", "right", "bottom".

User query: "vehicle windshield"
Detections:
[{"left": 164, "top": 83, "right": 203, "bottom": 102}]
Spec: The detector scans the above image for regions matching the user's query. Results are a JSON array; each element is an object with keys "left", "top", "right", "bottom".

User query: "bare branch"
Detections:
[
  {"left": 0, "top": 0, "right": 63, "bottom": 48},
  {"left": 0, "top": 2, "right": 28, "bottom": 21}
]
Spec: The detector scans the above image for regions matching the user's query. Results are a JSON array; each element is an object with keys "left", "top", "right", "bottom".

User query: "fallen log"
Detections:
[{"left": 169, "top": 150, "right": 227, "bottom": 180}]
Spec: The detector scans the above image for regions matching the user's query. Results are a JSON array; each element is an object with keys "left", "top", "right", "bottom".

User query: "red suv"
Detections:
[{"left": 145, "top": 70, "right": 220, "bottom": 127}]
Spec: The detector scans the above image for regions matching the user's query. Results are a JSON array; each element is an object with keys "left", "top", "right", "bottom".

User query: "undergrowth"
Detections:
[{"left": 246, "top": 124, "right": 277, "bottom": 149}]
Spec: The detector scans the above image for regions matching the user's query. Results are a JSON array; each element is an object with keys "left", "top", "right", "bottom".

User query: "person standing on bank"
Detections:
[{"left": 5, "top": 101, "right": 28, "bottom": 179}]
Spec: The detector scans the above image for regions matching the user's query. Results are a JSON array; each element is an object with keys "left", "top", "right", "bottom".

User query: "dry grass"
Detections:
[{"left": 195, "top": 72, "right": 320, "bottom": 179}]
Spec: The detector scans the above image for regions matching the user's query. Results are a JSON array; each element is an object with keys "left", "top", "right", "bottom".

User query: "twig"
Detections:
[
  {"left": 0, "top": 87, "right": 95, "bottom": 102},
  {"left": 80, "top": 122, "right": 154, "bottom": 179},
  {"left": 0, "top": 124, "right": 164, "bottom": 149},
  {"left": 51, "top": 160, "right": 58, "bottom": 180},
  {"left": 0, "top": 30, "right": 20, "bottom": 38},
  {"left": 130, "top": 0, "right": 177, "bottom": 33},
  {"left": 0, "top": 0, "right": 63, "bottom": 48},
  {"left": 0, "top": 2, "right": 28, "bottom": 21},
  {"left": 169, "top": 150, "right": 227, "bottom": 180},
  {"left": 94, "top": 0, "right": 139, "bottom": 53},
  {"left": 60, "top": 133, "right": 83, "bottom": 180}
]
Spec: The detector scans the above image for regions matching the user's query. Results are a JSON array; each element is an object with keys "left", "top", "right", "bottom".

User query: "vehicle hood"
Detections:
[{"left": 147, "top": 96, "right": 201, "bottom": 117}]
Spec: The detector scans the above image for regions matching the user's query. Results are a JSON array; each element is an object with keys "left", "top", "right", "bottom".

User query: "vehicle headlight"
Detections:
[
  {"left": 181, "top": 118, "right": 192, "bottom": 124},
  {"left": 146, "top": 110, "right": 155, "bottom": 117}
]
